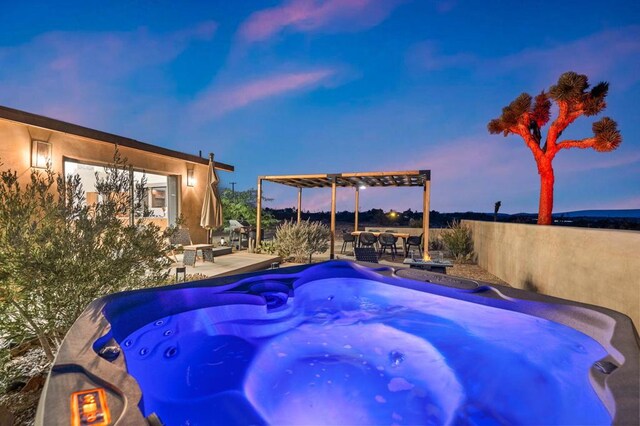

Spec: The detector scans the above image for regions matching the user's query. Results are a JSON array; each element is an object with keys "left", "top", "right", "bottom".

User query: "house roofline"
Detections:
[{"left": 0, "top": 105, "right": 234, "bottom": 172}]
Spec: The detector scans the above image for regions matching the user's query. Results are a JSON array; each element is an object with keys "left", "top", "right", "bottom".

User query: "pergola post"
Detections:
[
  {"left": 330, "top": 176, "right": 337, "bottom": 259},
  {"left": 422, "top": 178, "right": 431, "bottom": 260},
  {"left": 128, "top": 165, "right": 135, "bottom": 226},
  {"left": 256, "top": 177, "right": 263, "bottom": 245},
  {"left": 354, "top": 186, "right": 359, "bottom": 232},
  {"left": 297, "top": 187, "right": 302, "bottom": 224}
]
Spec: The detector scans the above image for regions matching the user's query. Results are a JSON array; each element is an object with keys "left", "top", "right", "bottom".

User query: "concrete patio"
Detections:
[{"left": 170, "top": 250, "right": 281, "bottom": 279}]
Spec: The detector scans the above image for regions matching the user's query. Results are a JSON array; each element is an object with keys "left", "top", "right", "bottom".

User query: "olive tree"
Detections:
[{"left": 0, "top": 152, "right": 170, "bottom": 362}]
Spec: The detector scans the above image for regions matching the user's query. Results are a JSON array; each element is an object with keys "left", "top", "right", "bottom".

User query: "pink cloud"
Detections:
[
  {"left": 408, "top": 26, "right": 640, "bottom": 88},
  {"left": 490, "top": 26, "right": 640, "bottom": 87},
  {"left": 0, "top": 22, "right": 217, "bottom": 128},
  {"left": 238, "top": 0, "right": 403, "bottom": 42},
  {"left": 192, "top": 69, "right": 336, "bottom": 118},
  {"left": 607, "top": 196, "right": 640, "bottom": 210},
  {"left": 261, "top": 135, "right": 638, "bottom": 213},
  {"left": 560, "top": 150, "right": 640, "bottom": 173}
]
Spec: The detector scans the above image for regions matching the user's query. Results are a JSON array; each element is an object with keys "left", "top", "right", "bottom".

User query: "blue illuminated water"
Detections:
[{"left": 116, "top": 274, "right": 611, "bottom": 425}]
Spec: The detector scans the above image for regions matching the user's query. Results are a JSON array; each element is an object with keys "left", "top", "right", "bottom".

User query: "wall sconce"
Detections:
[
  {"left": 31, "top": 140, "right": 52, "bottom": 169},
  {"left": 187, "top": 168, "right": 196, "bottom": 187}
]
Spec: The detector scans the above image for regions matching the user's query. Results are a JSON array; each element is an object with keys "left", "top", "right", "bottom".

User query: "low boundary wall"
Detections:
[{"left": 463, "top": 220, "right": 640, "bottom": 328}]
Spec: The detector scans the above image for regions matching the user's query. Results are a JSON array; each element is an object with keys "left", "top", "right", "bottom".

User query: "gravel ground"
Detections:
[
  {"left": 0, "top": 389, "right": 39, "bottom": 426},
  {"left": 445, "top": 262, "right": 509, "bottom": 286}
]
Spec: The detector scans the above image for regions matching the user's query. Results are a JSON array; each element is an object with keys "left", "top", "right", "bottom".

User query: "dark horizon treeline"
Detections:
[{"left": 263, "top": 207, "right": 640, "bottom": 230}]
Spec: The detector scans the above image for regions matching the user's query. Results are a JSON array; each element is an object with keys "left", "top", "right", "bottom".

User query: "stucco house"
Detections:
[{"left": 0, "top": 105, "right": 233, "bottom": 243}]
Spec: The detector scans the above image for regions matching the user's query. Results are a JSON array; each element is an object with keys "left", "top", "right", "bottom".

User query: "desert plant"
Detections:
[
  {"left": 428, "top": 236, "right": 445, "bottom": 251},
  {"left": 274, "top": 220, "right": 330, "bottom": 263},
  {"left": 0, "top": 151, "right": 170, "bottom": 364},
  {"left": 441, "top": 220, "right": 474, "bottom": 263},
  {"left": 255, "top": 239, "right": 277, "bottom": 255},
  {"left": 488, "top": 71, "right": 622, "bottom": 225}
]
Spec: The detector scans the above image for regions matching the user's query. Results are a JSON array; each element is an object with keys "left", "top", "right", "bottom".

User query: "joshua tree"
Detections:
[{"left": 488, "top": 72, "right": 622, "bottom": 225}]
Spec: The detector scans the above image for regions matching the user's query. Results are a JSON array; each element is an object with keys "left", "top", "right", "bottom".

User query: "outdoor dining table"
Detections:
[{"left": 351, "top": 231, "right": 411, "bottom": 254}]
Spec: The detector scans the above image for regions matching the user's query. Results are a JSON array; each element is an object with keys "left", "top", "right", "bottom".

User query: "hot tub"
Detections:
[{"left": 37, "top": 261, "right": 639, "bottom": 425}]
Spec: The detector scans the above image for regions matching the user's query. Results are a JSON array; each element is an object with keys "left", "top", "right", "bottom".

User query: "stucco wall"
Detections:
[
  {"left": 463, "top": 220, "right": 640, "bottom": 328},
  {"left": 0, "top": 118, "right": 220, "bottom": 243}
]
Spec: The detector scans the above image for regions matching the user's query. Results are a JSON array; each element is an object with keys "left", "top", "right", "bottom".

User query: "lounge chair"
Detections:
[
  {"left": 167, "top": 228, "right": 214, "bottom": 266},
  {"left": 167, "top": 228, "right": 192, "bottom": 262},
  {"left": 354, "top": 247, "right": 379, "bottom": 263}
]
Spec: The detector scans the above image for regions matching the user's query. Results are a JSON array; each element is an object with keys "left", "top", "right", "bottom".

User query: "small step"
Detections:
[{"left": 211, "top": 246, "right": 233, "bottom": 257}]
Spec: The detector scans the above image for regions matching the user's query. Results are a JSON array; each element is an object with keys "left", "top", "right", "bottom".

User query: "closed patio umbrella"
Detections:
[{"left": 201, "top": 153, "right": 223, "bottom": 243}]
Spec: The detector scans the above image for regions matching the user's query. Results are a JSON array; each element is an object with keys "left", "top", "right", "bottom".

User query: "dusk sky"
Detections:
[{"left": 1, "top": 1, "right": 638, "bottom": 213}]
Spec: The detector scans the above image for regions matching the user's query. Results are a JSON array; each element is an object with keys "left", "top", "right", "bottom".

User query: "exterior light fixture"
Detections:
[
  {"left": 187, "top": 168, "right": 196, "bottom": 187},
  {"left": 359, "top": 184, "right": 366, "bottom": 190},
  {"left": 31, "top": 140, "right": 52, "bottom": 169},
  {"left": 70, "top": 388, "right": 110, "bottom": 426},
  {"left": 175, "top": 266, "right": 186, "bottom": 282}
]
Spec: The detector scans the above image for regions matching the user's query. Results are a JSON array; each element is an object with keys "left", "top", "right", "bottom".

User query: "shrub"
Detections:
[
  {"left": 255, "top": 239, "right": 277, "bottom": 255},
  {"left": 428, "top": 236, "right": 446, "bottom": 251},
  {"left": 0, "top": 151, "right": 170, "bottom": 364},
  {"left": 441, "top": 220, "right": 474, "bottom": 263},
  {"left": 274, "top": 220, "right": 330, "bottom": 263}
]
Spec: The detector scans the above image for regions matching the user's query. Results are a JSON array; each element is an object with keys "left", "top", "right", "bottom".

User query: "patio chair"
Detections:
[
  {"left": 167, "top": 228, "right": 192, "bottom": 262},
  {"left": 378, "top": 232, "right": 399, "bottom": 260},
  {"left": 358, "top": 232, "right": 378, "bottom": 249},
  {"left": 405, "top": 233, "right": 423, "bottom": 257},
  {"left": 354, "top": 247, "right": 379, "bottom": 263},
  {"left": 341, "top": 230, "right": 356, "bottom": 254}
]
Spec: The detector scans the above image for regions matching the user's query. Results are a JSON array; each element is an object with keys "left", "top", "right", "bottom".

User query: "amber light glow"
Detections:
[
  {"left": 31, "top": 140, "right": 52, "bottom": 169},
  {"left": 187, "top": 168, "right": 196, "bottom": 187},
  {"left": 70, "top": 388, "right": 110, "bottom": 426}
]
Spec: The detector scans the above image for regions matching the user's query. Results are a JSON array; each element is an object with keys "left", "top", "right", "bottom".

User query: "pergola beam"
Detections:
[{"left": 256, "top": 170, "right": 431, "bottom": 259}]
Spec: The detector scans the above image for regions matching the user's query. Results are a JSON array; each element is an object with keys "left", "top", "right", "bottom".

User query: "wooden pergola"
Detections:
[{"left": 256, "top": 170, "right": 431, "bottom": 259}]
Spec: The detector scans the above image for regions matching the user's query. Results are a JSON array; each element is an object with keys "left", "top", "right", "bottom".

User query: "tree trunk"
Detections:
[
  {"left": 9, "top": 298, "right": 55, "bottom": 362},
  {"left": 537, "top": 159, "right": 555, "bottom": 225}
]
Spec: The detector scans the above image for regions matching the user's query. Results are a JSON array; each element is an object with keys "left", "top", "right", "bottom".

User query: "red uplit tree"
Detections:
[{"left": 488, "top": 72, "right": 622, "bottom": 225}]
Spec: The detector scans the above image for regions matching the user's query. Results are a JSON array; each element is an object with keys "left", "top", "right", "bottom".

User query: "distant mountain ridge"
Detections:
[
  {"left": 553, "top": 209, "right": 640, "bottom": 218},
  {"left": 505, "top": 209, "right": 640, "bottom": 219}
]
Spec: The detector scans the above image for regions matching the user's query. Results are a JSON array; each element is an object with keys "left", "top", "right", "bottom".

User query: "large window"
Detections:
[{"left": 64, "top": 159, "right": 179, "bottom": 226}]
